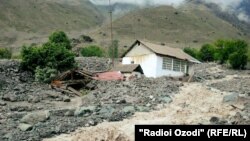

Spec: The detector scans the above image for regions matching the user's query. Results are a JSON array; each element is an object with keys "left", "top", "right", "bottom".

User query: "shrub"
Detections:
[
  {"left": 0, "top": 48, "right": 12, "bottom": 59},
  {"left": 21, "top": 45, "right": 41, "bottom": 71},
  {"left": 21, "top": 31, "right": 76, "bottom": 83},
  {"left": 199, "top": 44, "right": 216, "bottom": 62},
  {"left": 183, "top": 47, "right": 200, "bottom": 60},
  {"left": 229, "top": 52, "right": 248, "bottom": 69},
  {"left": 81, "top": 45, "right": 104, "bottom": 57},
  {"left": 35, "top": 66, "right": 58, "bottom": 83},
  {"left": 49, "top": 31, "right": 72, "bottom": 50}
]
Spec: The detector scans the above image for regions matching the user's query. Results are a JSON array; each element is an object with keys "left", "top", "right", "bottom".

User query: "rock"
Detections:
[
  {"left": 159, "top": 96, "right": 173, "bottom": 104},
  {"left": 45, "top": 91, "right": 60, "bottom": 98},
  {"left": 136, "top": 106, "right": 150, "bottom": 112},
  {"left": 98, "top": 106, "right": 115, "bottom": 118},
  {"left": 10, "top": 106, "right": 31, "bottom": 112},
  {"left": 74, "top": 106, "right": 96, "bottom": 117},
  {"left": 86, "top": 82, "right": 96, "bottom": 90},
  {"left": 122, "top": 106, "right": 135, "bottom": 114},
  {"left": 28, "top": 96, "right": 40, "bottom": 103},
  {"left": 21, "top": 111, "right": 50, "bottom": 125},
  {"left": 210, "top": 117, "right": 220, "bottom": 124},
  {"left": 223, "top": 93, "right": 238, "bottom": 103},
  {"left": 63, "top": 96, "right": 70, "bottom": 102},
  {"left": 2, "top": 94, "right": 17, "bottom": 102},
  {"left": 64, "top": 110, "right": 74, "bottom": 116},
  {"left": 18, "top": 123, "right": 33, "bottom": 131},
  {"left": 55, "top": 97, "right": 63, "bottom": 101},
  {"left": 116, "top": 99, "right": 126, "bottom": 104},
  {"left": 88, "top": 120, "right": 96, "bottom": 126},
  {"left": 0, "top": 101, "right": 6, "bottom": 106},
  {"left": 149, "top": 95, "right": 154, "bottom": 99}
]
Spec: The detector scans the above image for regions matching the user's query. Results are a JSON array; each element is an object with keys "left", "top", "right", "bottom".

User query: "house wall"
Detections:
[
  {"left": 155, "top": 55, "right": 186, "bottom": 77},
  {"left": 122, "top": 44, "right": 158, "bottom": 77},
  {"left": 122, "top": 43, "right": 192, "bottom": 78}
]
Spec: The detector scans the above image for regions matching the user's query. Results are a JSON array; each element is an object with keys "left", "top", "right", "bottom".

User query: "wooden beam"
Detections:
[{"left": 67, "top": 87, "right": 82, "bottom": 96}]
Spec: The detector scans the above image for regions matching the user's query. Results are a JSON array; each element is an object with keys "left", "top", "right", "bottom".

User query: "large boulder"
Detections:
[
  {"left": 223, "top": 93, "right": 238, "bottom": 103},
  {"left": 2, "top": 94, "right": 17, "bottom": 102},
  {"left": 0, "top": 101, "right": 6, "bottom": 106},
  {"left": 20, "top": 111, "right": 50, "bottom": 125},
  {"left": 18, "top": 123, "right": 33, "bottom": 131}
]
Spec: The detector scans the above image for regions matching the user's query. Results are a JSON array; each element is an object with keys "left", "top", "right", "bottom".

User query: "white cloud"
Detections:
[
  {"left": 238, "top": 12, "right": 250, "bottom": 22},
  {"left": 89, "top": 0, "right": 185, "bottom": 7}
]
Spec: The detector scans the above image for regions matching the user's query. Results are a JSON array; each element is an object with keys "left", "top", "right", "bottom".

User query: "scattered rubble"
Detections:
[
  {"left": 192, "top": 63, "right": 226, "bottom": 82},
  {"left": 75, "top": 57, "right": 111, "bottom": 72},
  {"left": 0, "top": 59, "right": 182, "bottom": 141},
  {"left": 0, "top": 59, "right": 249, "bottom": 141}
]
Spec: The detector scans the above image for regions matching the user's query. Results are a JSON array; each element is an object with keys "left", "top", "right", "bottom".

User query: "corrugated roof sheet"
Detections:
[
  {"left": 125, "top": 40, "right": 201, "bottom": 63},
  {"left": 93, "top": 71, "right": 124, "bottom": 81},
  {"left": 112, "top": 64, "right": 141, "bottom": 73}
]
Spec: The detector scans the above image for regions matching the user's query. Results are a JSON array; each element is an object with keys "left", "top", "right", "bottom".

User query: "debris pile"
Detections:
[
  {"left": 0, "top": 60, "right": 182, "bottom": 141},
  {"left": 192, "top": 63, "right": 226, "bottom": 82},
  {"left": 82, "top": 77, "right": 182, "bottom": 108},
  {"left": 75, "top": 57, "right": 112, "bottom": 72},
  {"left": 209, "top": 76, "right": 250, "bottom": 124}
]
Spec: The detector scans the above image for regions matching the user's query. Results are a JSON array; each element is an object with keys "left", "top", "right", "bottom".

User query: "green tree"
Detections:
[
  {"left": 21, "top": 31, "right": 76, "bottom": 83},
  {"left": 199, "top": 44, "right": 216, "bottom": 62},
  {"left": 108, "top": 40, "right": 119, "bottom": 58},
  {"left": 214, "top": 39, "right": 248, "bottom": 64},
  {"left": 0, "top": 48, "right": 12, "bottom": 59},
  {"left": 229, "top": 52, "right": 248, "bottom": 69},
  {"left": 81, "top": 45, "right": 104, "bottom": 57},
  {"left": 183, "top": 47, "right": 200, "bottom": 60},
  {"left": 49, "top": 31, "right": 71, "bottom": 50}
]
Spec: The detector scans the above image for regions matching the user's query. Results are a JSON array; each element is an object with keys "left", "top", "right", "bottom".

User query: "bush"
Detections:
[
  {"left": 81, "top": 45, "right": 104, "bottom": 57},
  {"left": 229, "top": 52, "right": 248, "bottom": 69},
  {"left": 21, "top": 31, "right": 76, "bottom": 83},
  {"left": 0, "top": 48, "right": 12, "bottom": 59},
  {"left": 21, "top": 45, "right": 41, "bottom": 71},
  {"left": 199, "top": 44, "right": 216, "bottom": 62},
  {"left": 35, "top": 66, "right": 58, "bottom": 83},
  {"left": 49, "top": 31, "right": 72, "bottom": 50},
  {"left": 183, "top": 47, "right": 200, "bottom": 60}
]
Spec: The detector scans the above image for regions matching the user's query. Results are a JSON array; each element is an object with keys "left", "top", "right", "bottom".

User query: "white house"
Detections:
[{"left": 122, "top": 40, "right": 201, "bottom": 78}]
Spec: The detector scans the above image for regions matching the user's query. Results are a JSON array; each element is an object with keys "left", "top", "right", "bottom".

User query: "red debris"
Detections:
[{"left": 93, "top": 71, "right": 124, "bottom": 81}]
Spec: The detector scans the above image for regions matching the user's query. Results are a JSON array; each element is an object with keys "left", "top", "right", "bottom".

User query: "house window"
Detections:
[
  {"left": 162, "top": 57, "right": 172, "bottom": 70},
  {"left": 173, "top": 59, "right": 181, "bottom": 72},
  {"left": 180, "top": 61, "right": 186, "bottom": 73}
]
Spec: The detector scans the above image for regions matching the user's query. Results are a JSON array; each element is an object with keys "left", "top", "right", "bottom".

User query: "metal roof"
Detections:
[
  {"left": 112, "top": 64, "right": 143, "bottom": 73},
  {"left": 123, "top": 40, "right": 201, "bottom": 63}
]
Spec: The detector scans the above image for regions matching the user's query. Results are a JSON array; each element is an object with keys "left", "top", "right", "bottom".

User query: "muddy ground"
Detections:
[
  {"left": 0, "top": 60, "right": 249, "bottom": 141},
  {"left": 44, "top": 63, "right": 250, "bottom": 141},
  {"left": 0, "top": 59, "right": 182, "bottom": 141}
]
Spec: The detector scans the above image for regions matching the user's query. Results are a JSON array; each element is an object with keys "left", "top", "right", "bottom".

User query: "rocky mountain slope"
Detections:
[
  {"left": 0, "top": 0, "right": 104, "bottom": 49},
  {"left": 92, "top": 4, "right": 250, "bottom": 49}
]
